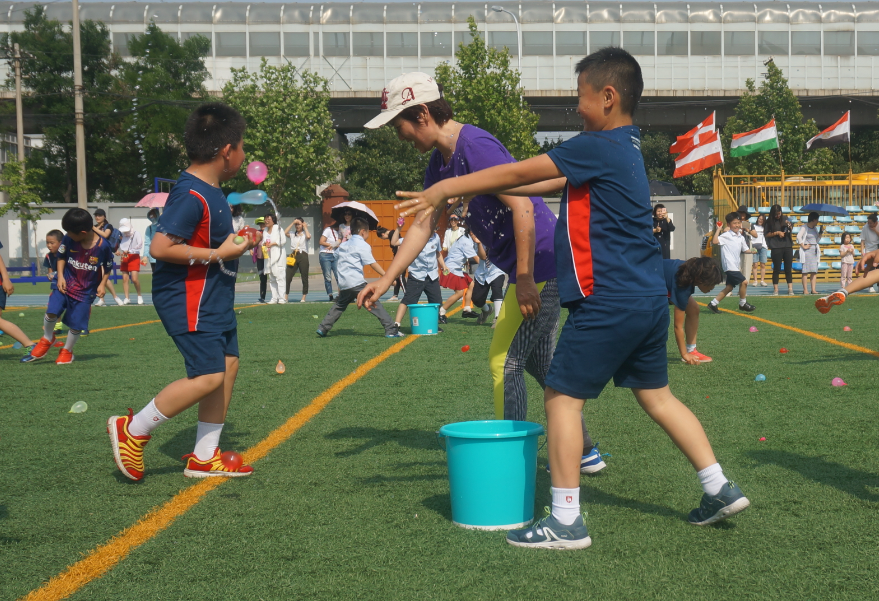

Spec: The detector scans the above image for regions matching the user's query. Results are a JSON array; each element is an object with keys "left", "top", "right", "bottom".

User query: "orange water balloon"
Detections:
[
  {"left": 220, "top": 450, "right": 243, "bottom": 470},
  {"left": 276, "top": 360, "right": 286, "bottom": 374}
]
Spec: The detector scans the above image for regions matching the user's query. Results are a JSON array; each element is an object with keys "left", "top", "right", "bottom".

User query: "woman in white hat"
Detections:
[{"left": 117, "top": 217, "right": 144, "bottom": 305}]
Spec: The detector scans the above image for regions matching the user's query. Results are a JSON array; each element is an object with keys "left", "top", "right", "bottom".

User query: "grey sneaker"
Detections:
[
  {"left": 688, "top": 482, "right": 750, "bottom": 526},
  {"left": 385, "top": 325, "right": 405, "bottom": 338},
  {"left": 506, "top": 510, "right": 592, "bottom": 550},
  {"left": 707, "top": 303, "right": 720, "bottom": 314},
  {"left": 476, "top": 309, "right": 491, "bottom": 325}
]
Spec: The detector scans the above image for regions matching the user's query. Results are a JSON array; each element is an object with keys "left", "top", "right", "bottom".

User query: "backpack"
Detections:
[{"left": 107, "top": 226, "right": 122, "bottom": 252}]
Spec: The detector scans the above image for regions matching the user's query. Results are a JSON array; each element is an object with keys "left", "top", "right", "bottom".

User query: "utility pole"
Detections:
[
  {"left": 72, "top": 0, "right": 87, "bottom": 209},
  {"left": 12, "top": 42, "right": 30, "bottom": 264}
]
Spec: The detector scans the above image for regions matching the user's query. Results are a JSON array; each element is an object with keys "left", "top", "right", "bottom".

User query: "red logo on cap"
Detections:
[
  {"left": 401, "top": 87, "right": 415, "bottom": 105},
  {"left": 380, "top": 88, "right": 389, "bottom": 110}
]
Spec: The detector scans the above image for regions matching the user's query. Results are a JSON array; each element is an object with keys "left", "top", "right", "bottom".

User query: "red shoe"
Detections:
[
  {"left": 25, "top": 335, "right": 55, "bottom": 361},
  {"left": 690, "top": 350, "right": 713, "bottom": 363},
  {"left": 56, "top": 349, "right": 74, "bottom": 364},
  {"left": 107, "top": 409, "right": 151, "bottom": 481},
  {"left": 816, "top": 291, "right": 846, "bottom": 314},
  {"left": 182, "top": 449, "right": 254, "bottom": 478}
]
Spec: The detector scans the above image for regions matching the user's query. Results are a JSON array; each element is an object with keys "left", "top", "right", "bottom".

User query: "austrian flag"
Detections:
[{"left": 673, "top": 131, "right": 724, "bottom": 178}]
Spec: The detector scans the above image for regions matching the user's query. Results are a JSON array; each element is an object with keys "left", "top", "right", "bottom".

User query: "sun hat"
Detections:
[
  {"left": 364, "top": 72, "right": 442, "bottom": 129},
  {"left": 118, "top": 217, "right": 132, "bottom": 233},
  {"left": 449, "top": 214, "right": 460, "bottom": 221},
  {"left": 255, "top": 217, "right": 265, "bottom": 225}
]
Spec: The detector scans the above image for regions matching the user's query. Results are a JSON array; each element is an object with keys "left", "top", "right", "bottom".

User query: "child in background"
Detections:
[
  {"left": 470, "top": 232, "right": 506, "bottom": 327},
  {"left": 0, "top": 238, "right": 37, "bottom": 352},
  {"left": 142, "top": 209, "right": 160, "bottom": 267},
  {"left": 438, "top": 228, "right": 477, "bottom": 323},
  {"left": 751, "top": 214, "right": 768, "bottom": 286},
  {"left": 108, "top": 102, "right": 257, "bottom": 480},
  {"left": 839, "top": 232, "right": 855, "bottom": 287},
  {"left": 22, "top": 209, "right": 113, "bottom": 364},
  {"left": 389, "top": 224, "right": 447, "bottom": 332},
  {"left": 117, "top": 217, "right": 145, "bottom": 305},
  {"left": 796, "top": 211, "right": 821, "bottom": 295},
  {"left": 665, "top": 257, "right": 724, "bottom": 364},
  {"left": 317, "top": 218, "right": 404, "bottom": 338},
  {"left": 708, "top": 213, "right": 756, "bottom": 313},
  {"left": 43, "top": 230, "right": 64, "bottom": 333},
  {"left": 816, "top": 247, "right": 879, "bottom": 313}
]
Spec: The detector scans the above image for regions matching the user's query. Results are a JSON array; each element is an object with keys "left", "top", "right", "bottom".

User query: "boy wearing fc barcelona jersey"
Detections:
[
  {"left": 22, "top": 209, "right": 112, "bottom": 364},
  {"left": 107, "top": 103, "right": 259, "bottom": 481},
  {"left": 392, "top": 48, "right": 749, "bottom": 549}
]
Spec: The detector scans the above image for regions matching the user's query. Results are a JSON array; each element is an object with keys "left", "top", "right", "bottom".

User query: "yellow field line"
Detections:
[
  {"left": 20, "top": 307, "right": 436, "bottom": 601},
  {"left": 697, "top": 301, "right": 879, "bottom": 358}
]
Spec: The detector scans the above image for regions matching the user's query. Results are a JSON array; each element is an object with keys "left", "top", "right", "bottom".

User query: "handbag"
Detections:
[
  {"left": 262, "top": 245, "right": 269, "bottom": 260},
  {"left": 287, "top": 252, "right": 297, "bottom": 267}
]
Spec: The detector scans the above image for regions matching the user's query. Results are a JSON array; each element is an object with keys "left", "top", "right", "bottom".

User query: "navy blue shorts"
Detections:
[
  {"left": 0, "top": 285, "right": 6, "bottom": 310},
  {"left": 546, "top": 296, "right": 669, "bottom": 399},
  {"left": 170, "top": 328, "right": 239, "bottom": 378},
  {"left": 725, "top": 270, "right": 746, "bottom": 287},
  {"left": 46, "top": 291, "right": 92, "bottom": 332}
]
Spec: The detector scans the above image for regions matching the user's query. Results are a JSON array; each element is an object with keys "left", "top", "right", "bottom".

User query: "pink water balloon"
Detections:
[
  {"left": 749, "top": 326, "right": 758, "bottom": 332},
  {"left": 831, "top": 377, "right": 847, "bottom": 387},
  {"left": 246, "top": 161, "right": 267, "bottom": 185},
  {"left": 843, "top": 326, "right": 852, "bottom": 332}
]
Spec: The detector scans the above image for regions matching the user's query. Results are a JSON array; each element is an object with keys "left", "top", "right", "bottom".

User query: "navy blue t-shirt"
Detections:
[
  {"left": 547, "top": 126, "right": 665, "bottom": 306},
  {"left": 152, "top": 171, "right": 237, "bottom": 335},
  {"left": 663, "top": 259, "right": 694, "bottom": 311},
  {"left": 43, "top": 252, "right": 59, "bottom": 290}
]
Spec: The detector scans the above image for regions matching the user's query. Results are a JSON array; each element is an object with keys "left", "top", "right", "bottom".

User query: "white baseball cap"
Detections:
[
  {"left": 118, "top": 217, "right": 132, "bottom": 233},
  {"left": 364, "top": 72, "right": 442, "bottom": 129}
]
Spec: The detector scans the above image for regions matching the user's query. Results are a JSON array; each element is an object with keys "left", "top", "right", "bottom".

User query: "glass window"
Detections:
[
  {"left": 523, "top": 31, "right": 552, "bottom": 55},
  {"left": 489, "top": 31, "right": 518, "bottom": 54},
  {"left": 422, "top": 32, "right": 453, "bottom": 56},
  {"left": 556, "top": 31, "right": 586, "bottom": 55},
  {"left": 387, "top": 32, "right": 418, "bottom": 56},
  {"left": 691, "top": 31, "right": 720, "bottom": 55},
  {"left": 858, "top": 31, "right": 879, "bottom": 56},
  {"left": 758, "top": 31, "right": 788, "bottom": 54},
  {"left": 113, "top": 33, "right": 136, "bottom": 56},
  {"left": 181, "top": 32, "right": 212, "bottom": 54},
  {"left": 353, "top": 32, "right": 382, "bottom": 56},
  {"left": 724, "top": 31, "right": 754, "bottom": 55},
  {"left": 658, "top": 31, "right": 688, "bottom": 55},
  {"left": 589, "top": 31, "right": 620, "bottom": 52},
  {"left": 216, "top": 32, "right": 245, "bottom": 57},
  {"left": 284, "top": 32, "right": 309, "bottom": 56},
  {"left": 824, "top": 31, "right": 854, "bottom": 55},
  {"left": 624, "top": 31, "right": 654, "bottom": 55},
  {"left": 250, "top": 32, "right": 280, "bottom": 57},
  {"left": 323, "top": 32, "right": 350, "bottom": 56},
  {"left": 791, "top": 31, "right": 821, "bottom": 55},
  {"left": 455, "top": 30, "right": 478, "bottom": 48}
]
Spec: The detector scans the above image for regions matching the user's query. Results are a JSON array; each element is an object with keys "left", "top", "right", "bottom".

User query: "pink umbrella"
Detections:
[{"left": 135, "top": 192, "right": 169, "bottom": 208}]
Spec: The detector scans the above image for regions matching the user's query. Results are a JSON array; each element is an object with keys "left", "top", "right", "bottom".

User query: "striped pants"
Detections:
[{"left": 489, "top": 279, "right": 593, "bottom": 450}]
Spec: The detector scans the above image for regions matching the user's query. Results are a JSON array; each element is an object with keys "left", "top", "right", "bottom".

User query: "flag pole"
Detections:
[
  {"left": 848, "top": 110, "right": 853, "bottom": 207},
  {"left": 773, "top": 115, "right": 785, "bottom": 208}
]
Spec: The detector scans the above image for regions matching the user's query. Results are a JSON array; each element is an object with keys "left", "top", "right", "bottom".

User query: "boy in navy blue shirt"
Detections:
[
  {"left": 43, "top": 230, "right": 64, "bottom": 333},
  {"left": 108, "top": 103, "right": 259, "bottom": 481},
  {"left": 664, "top": 257, "right": 724, "bottom": 364},
  {"left": 394, "top": 48, "right": 750, "bottom": 548}
]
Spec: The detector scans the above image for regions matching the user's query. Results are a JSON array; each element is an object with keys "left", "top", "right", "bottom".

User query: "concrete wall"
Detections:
[{"left": 650, "top": 196, "right": 715, "bottom": 261}]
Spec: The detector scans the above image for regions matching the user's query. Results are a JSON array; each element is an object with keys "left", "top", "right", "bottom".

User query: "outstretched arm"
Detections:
[{"left": 501, "top": 177, "right": 567, "bottom": 197}]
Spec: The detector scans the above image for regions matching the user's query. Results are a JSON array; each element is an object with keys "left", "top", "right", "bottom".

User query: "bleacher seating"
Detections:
[
  {"left": 832, "top": 261, "right": 842, "bottom": 269},
  {"left": 846, "top": 206, "right": 862, "bottom": 212},
  {"left": 818, "top": 237, "right": 832, "bottom": 244},
  {"left": 854, "top": 215, "right": 869, "bottom": 223},
  {"left": 824, "top": 249, "right": 841, "bottom": 257},
  {"left": 845, "top": 225, "right": 860, "bottom": 233},
  {"left": 757, "top": 207, "right": 771, "bottom": 214},
  {"left": 864, "top": 206, "right": 879, "bottom": 212},
  {"left": 826, "top": 226, "right": 843, "bottom": 234}
]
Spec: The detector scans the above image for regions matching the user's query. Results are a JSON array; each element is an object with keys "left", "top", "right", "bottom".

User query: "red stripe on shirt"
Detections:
[
  {"left": 566, "top": 183, "right": 594, "bottom": 297},
  {"left": 185, "top": 190, "right": 211, "bottom": 331}
]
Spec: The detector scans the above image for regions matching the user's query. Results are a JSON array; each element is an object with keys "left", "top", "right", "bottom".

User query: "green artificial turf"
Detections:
[
  {"left": 2, "top": 298, "right": 878, "bottom": 600},
  {"left": 8, "top": 274, "right": 154, "bottom": 296}
]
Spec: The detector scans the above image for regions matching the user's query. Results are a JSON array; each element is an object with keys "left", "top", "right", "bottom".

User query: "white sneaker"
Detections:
[
  {"left": 122, "top": 298, "right": 130, "bottom": 305},
  {"left": 871, "top": 287, "right": 877, "bottom": 293},
  {"left": 268, "top": 299, "right": 279, "bottom": 304},
  {"left": 95, "top": 298, "right": 106, "bottom": 307},
  {"left": 137, "top": 296, "right": 144, "bottom": 305},
  {"left": 278, "top": 299, "right": 287, "bottom": 304},
  {"left": 113, "top": 296, "right": 124, "bottom": 306},
  {"left": 389, "top": 296, "right": 399, "bottom": 302}
]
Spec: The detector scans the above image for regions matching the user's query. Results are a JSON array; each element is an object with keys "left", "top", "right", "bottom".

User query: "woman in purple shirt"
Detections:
[{"left": 357, "top": 72, "right": 602, "bottom": 471}]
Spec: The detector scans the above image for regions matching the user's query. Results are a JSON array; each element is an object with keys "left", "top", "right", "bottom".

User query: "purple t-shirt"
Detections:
[{"left": 424, "top": 125, "right": 557, "bottom": 284}]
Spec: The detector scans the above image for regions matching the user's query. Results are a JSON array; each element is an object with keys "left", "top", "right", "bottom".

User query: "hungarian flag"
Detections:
[
  {"left": 669, "top": 112, "right": 716, "bottom": 154},
  {"left": 730, "top": 119, "right": 779, "bottom": 157},
  {"left": 806, "top": 111, "right": 850, "bottom": 150},
  {"left": 673, "top": 131, "right": 724, "bottom": 178}
]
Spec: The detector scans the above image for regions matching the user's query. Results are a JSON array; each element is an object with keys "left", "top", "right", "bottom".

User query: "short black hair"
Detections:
[
  {"left": 184, "top": 102, "right": 246, "bottom": 164},
  {"left": 147, "top": 209, "right": 159, "bottom": 219},
  {"left": 807, "top": 211, "right": 820, "bottom": 223},
  {"left": 575, "top": 47, "right": 644, "bottom": 116},
  {"left": 62, "top": 208, "right": 93, "bottom": 233},
  {"left": 725, "top": 212, "right": 741, "bottom": 224},
  {"left": 652, "top": 203, "right": 665, "bottom": 216},
  {"left": 46, "top": 229, "right": 64, "bottom": 242},
  {"left": 869, "top": 214, "right": 878, "bottom": 224},
  {"left": 352, "top": 217, "right": 370, "bottom": 234}
]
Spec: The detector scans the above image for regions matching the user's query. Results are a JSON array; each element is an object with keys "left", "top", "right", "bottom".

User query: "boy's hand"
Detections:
[
  {"left": 140, "top": 257, "right": 147, "bottom": 265},
  {"left": 515, "top": 274, "right": 541, "bottom": 320},
  {"left": 2, "top": 279, "right": 13, "bottom": 295},
  {"left": 96, "top": 283, "right": 106, "bottom": 298},
  {"left": 681, "top": 352, "right": 700, "bottom": 366},
  {"left": 58, "top": 276, "right": 67, "bottom": 294},
  {"left": 219, "top": 233, "right": 254, "bottom": 261},
  {"left": 357, "top": 281, "right": 390, "bottom": 311}
]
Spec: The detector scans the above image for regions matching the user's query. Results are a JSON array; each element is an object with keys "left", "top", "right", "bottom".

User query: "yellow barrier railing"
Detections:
[{"left": 720, "top": 172, "right": 879, "bottom": 210}]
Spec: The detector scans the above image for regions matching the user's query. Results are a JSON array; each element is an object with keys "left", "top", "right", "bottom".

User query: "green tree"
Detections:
[
  {"left": 723, "top": 61, "right": 834, "bottom": 175},
  {"left": 641, "top": 131, "right": 712, "bottom": 195},
  {"left": 0, "top": 160, "right": 48, "bottom": 263},
  {"left": 1, "top": 6, "right": 120, "bottom": 203},
  {"left": 223, "top": 59, "right": 342, "bottom": 208},
  {"left": 343, "top": 128, "right": 429, "bottom": 200},
  {"left": 435, "top": 17, "right": 539, "bottom": 160}
]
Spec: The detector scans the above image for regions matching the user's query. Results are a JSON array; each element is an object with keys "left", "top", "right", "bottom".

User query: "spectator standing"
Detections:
[
  {"left": 142, "top": 209, "right": 160, "bottom": 267},
  {"left": 751, "top": 214, "right": 768, "bottom": 286},
  {"left": 652, "top": 204, "right": 676, "bottom": 260},
  {"left": 764, "top": 204, "right": 794, "bottom": 296},
  {"left": 796, "top": 212, "right": 822, "bottom": 295},
  {"left": 260, "top": 213, "right": 287, "bottom": 304},
  {"left": 117, "top": 217, "right": 145, "bottom": 305},
  {"left": 92, "top": 209, "right": 124, "bottom": 306},
  {"left": 860, "top": 214, "right": 879, "bottom": 292},
  {"left": 319, "top": 222, "right": 341, "bottom": 301},
  {"left": 442, "top": 214, "right": 464, "bottom": 253},
  {"left": 231, "top": 205, "right": 245, "bottom": 233},
  {"left": 284, "top": 217, "right": 311, "bottom": 303},
  {"left": 253, "top": 217, "right": 267, "bottom": 302},
  {"left": 839, "top": 232, "right": 855, "bottom": 287}
]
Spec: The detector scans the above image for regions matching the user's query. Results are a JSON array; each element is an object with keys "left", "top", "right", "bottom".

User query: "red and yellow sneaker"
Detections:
[
  {"left": 107, "top": 409, "right": 151, "bottom": 481},
  {"left": 56, "top": 349, "right": 74, "bottom": 364},
  {"left": 20, "top": 335, "right": 55, "bottom": 362},
  {"left": 816, "top": 291, "right": 847, "bottom": 314},
  {"left": 182, "top": 449, "right": 254, "bottom": 478},
  {"left": 691, "top": 350, "right": 713, "bottom": 363}
]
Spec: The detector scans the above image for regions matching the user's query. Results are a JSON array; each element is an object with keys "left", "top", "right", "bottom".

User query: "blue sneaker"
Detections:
[
  {"left": 546, "top": 444, "right": 607, "bottom": 475},
  {"left": 688, "top": 482, "right": 750, "bottom": 526},
  {"left": 316, "top": 328, "right": 327, "bottom": 338},
  {"left": 506, "top": 510, "right": 592, "bottom": 550},
  {"left": 385, "top": 325, "right": 405, "bottom": 338}
]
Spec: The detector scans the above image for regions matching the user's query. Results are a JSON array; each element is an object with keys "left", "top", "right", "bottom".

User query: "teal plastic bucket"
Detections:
[
  {"left": 438, "top": 420, "right": 544, "bottom": 530},
  {"left": 409, "top": 303, "right": 440, "bottom": 335}
]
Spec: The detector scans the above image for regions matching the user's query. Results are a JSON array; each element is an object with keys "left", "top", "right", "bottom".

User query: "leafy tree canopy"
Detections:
[{"left": 343, "top": 128, "right": 429, "bottom": 200}]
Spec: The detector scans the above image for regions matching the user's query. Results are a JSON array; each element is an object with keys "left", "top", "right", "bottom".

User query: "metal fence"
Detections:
[{"left": 720, "top": 173, "right": 879, "bottom": 210}]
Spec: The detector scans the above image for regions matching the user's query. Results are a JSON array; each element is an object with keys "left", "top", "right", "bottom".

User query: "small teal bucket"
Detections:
[
  {"left": 438, "top": 420, "right": 544, "bottom": 530},
  {"left": 409, "top": 303, "right": 440, "bottom": 335}
]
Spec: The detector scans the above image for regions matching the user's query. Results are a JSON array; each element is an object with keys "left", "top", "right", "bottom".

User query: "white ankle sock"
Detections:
[
  {"left": 551, "top": 487, "right": 581, "bottom": 525},
  {"left": 193, "top": 421, "right": 224, "bottom": 461},
  {"left": 493, "top": 300, "right": 502, "bottom": 318},
  {"left": 686, "top": 343, "right": 697, "bottom": 353},
  {"left": 710, "top": 298, "right": 719, "bottom": 306},
  {"left": 463, "top": 305, "right": 472, "bottom": 312},
  {"left": 64, "top": 329, "right": 81, "bottom": 352},
  {"left": 697, "top": 463, "right": 728, "bottom": 496},
  {"left": 43, "top": 315, "right": 57, "bottom": 339},
  {"left": 439, "top": 306, "right": 447, "bottom": 316},
  {"left": 129, "top": 399, "right": 169, "bottom": 437},
  {"left": 739, "top": 298, "right": 747, "bottom": 307}
]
